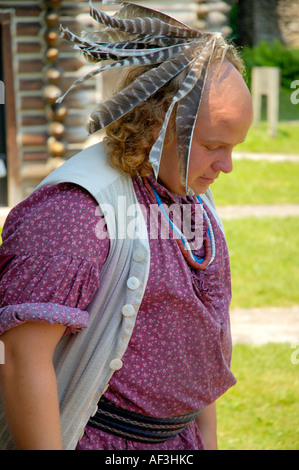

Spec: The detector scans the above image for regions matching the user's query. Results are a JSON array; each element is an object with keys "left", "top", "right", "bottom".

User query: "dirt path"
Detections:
[{"left": 230, "top": 306, "right": 299, "bottom": 345}]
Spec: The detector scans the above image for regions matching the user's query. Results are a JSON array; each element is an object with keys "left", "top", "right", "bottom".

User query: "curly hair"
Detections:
[{"left": 91, "top": 41, "right": 245, "bottom": 178}]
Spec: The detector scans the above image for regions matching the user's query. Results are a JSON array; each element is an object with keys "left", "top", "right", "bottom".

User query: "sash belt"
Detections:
[{"left": 87, "top": 396, "right": 202, "bottom": 444}]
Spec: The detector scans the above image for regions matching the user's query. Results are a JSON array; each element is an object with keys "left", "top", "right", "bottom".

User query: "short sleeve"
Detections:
[{"left": 0, "top": 183, "right": 110, "bottom": 335}]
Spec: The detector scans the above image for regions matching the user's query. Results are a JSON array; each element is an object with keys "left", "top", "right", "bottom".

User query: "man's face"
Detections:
[{"left": 158, "top": 62, "right": 253, "bottom": 195}]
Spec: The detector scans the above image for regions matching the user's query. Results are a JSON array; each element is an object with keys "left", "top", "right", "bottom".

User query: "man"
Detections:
[{"left": 0, "top": 1, "right": 252, "bottom": 450}]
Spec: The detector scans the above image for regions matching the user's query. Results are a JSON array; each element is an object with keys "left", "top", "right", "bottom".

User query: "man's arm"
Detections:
[
  {"left": 196, "top": 401, "right": 218, "bottom": 450},
  {"left": 0, "top": 322, "right": 66, "bottom": 450}
]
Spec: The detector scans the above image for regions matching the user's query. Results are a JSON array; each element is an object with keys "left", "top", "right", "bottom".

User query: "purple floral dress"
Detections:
[{"left": 0, "top": 173, "right": 235, "bottom": 450}]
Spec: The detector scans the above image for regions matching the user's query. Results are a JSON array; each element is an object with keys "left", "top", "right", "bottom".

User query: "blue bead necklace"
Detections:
[{"left": 144, "top": 179, "right": 215, "bottom": 270}]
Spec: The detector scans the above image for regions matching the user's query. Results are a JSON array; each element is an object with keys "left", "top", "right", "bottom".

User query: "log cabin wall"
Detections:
[{"left": 0, "top": 0, "right": 102, "bottom": 202}]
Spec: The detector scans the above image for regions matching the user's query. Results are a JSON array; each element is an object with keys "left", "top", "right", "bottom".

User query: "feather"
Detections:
[
  {"left": 128, "top": 34, "right": 190, "bottom": 47},
  {"left": 149, "top": 39, "right": 216, "bottom": 185},
  {"left": 60, "top": 25, "right": 188, "bottom": 61},
  {"left": 108, "top": 0, "right": 190, "bottom": 29},
  {"left": 89, "top": 2, "right": 202, "bottom": 38},
  {"left": 83, "top": 39, "right": 186, "bottom": 59},
  {"left": 88, "top": 42, "right": 200, "bottom": 133},
  {"left": 83, "top": 30, "right": 189, "bottom": 51},
  {"left": 59, "top": 26, "right": 117, "bottom": 61},
  {"left": 84, "top": 26, "right": 139, "bottom": 46},
  {"left": 56, "top": 42, "right": 187, "bottom": 104},
  {"left": 176, "top": 38, "right": 217, "bottom": 194}
]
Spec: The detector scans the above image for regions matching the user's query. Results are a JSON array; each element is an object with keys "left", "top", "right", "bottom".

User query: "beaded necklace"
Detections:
[{"left": 143, "top": 178, "right": 215, "bottom": 270}]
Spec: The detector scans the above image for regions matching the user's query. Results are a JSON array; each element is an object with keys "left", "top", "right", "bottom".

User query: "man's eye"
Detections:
[{"left": 204, "top": 145, "right": 221, "bottom": 152}]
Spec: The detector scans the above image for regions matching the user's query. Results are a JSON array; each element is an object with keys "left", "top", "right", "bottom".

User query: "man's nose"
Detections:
[{"left": 213, "top": 150, "right": 233, "bottom": 174}]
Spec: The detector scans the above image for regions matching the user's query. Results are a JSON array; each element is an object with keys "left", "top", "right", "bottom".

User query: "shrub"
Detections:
[{"left": 241, "top": 39, "right": 299, "bottom": 89}]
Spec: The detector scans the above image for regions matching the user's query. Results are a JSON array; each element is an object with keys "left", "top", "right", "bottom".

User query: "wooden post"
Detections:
[
  {"left": 251, "top": 66, "right": 280, "bottom": 138},
  {"left": 0, "top": 11, "right": 22, "bottom": 207}
]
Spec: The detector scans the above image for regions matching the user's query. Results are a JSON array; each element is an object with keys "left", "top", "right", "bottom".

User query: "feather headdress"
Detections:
[{"left": 57, "top": 0, "right": 233, "bottom": 195}]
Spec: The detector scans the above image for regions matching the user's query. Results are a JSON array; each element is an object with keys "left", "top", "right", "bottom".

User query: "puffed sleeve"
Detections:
[{"left": 0, "top": 183, "right": 110, "bottom": 336}]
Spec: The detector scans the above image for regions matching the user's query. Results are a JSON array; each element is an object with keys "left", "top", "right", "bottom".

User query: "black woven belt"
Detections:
[{"left": 87, "top": 396, "right": 202, "bottom": 444}]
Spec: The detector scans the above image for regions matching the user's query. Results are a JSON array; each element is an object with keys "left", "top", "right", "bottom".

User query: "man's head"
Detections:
[
  {"left": 58, "top": 1, "right": 252, "bottom": 193},
  {"left": 104, "top": 55, "right": 252, "bottom": 195},
  {"left": 157, "top": 61, "right": 253, "bottom": 194}
]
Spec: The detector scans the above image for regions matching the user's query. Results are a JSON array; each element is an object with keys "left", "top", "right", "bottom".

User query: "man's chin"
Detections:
[{"left": 190, "top": 182, "right": 211, "bottom": 196}]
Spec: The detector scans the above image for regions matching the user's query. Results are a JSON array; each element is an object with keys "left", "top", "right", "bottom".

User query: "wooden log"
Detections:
[
  {"left": 49, "top": 121, "right": 65, "bottom": 138},
  {"left": 47, "top": 136, "right": 67, "bottom": 157},
  {"left": 23, "top": 152, "right": 48, "bottom": 162},
  {"left": 57, "top": 56, "right": 85, "bottom": 71},
  {"left": 17, "top": 42, "right": 43, "bottom": 54},
  {"left": 44, "top": 12, "right": 59, "bottom": 27},
  {"left": 64, "top": 112, "right": 88, "bottom": 127},
  {"left": 14, "top": 6, "right": 42, "bottom": 17},
  {"left": 65, "top": 126, "right": 89, "bottom": 144},
  {"left": 21, "top": 96, "right": 45, "bottom": 111},
  {"left": 44, "top": 66, "right": 62, "bottom": 84},
  {"left": 21, "top": 115, "right": 48, "bottom": 127},
  {"left": 44, "top": 30, "right": 59, "bottom": 47},
  {"left": 43, "top": 84, "right": 62, "bottom": 104},
  {"left": 46, "top": 103, "right": 68, "bottom": 122},
  {"left": 16, "top": 22, "right": 41, "bottom": 37},
  {"left": 45, "top": 47, "right": 59, "bottom": 62},
  {"left": 19, "top": 78, "right": 44, "bottom": 91},
  {"left": 21, "top": 132, "right": 48, "bottom": 147},
  {"left": 18, "top": 59, "right": 44, "bottom": 74}
]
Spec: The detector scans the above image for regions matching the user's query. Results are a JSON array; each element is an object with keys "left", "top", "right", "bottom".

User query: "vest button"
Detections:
[
  {"left": 121, "top": 304, "right": 135, "bottom": 317},
  {"left": 109, "top": 358, "right": 123, "bottom": 370},
  {"left": 127, "top": 276, "right": 140, "bottom": 290},
  {"left": 133, "top": 249, "right": 145, "bottom": 262}
]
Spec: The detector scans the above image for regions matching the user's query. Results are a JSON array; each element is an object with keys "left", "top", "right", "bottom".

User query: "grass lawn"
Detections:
[
  {"left": 217, "top": 343, "right": 299, "bottom": 450},
  {"left": 278, "top": 88, "right": 299, "bottom": 122},
  {"left": 235, "top": 121, "right": 299, "bottom": 154},
  {"left": 232, "top": 87, "right": 299, "bottom": 154},
  {"left": 212, "top": 159, "right": 299, "bottom": 205},
  {"left": 223, "top": 216, "right": 299, "bottom": 309}
]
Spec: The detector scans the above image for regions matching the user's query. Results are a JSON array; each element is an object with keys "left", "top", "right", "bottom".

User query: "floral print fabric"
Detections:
[{"left": 0, "top": 183, "right": 109, "bottom": 335}]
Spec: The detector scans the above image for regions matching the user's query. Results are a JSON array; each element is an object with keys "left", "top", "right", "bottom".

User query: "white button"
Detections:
[
  {"left": 127, "top": 276, "right": 140, "bottom": 290},
  {"left": 109, "top": 358, "right": 123, "bottom": 370},
  {"left": 121, "top": 304, "right": 135, "bottom": 317},
  {"left": 133, "top": 249, "right": 145, "bottom": 262}
]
